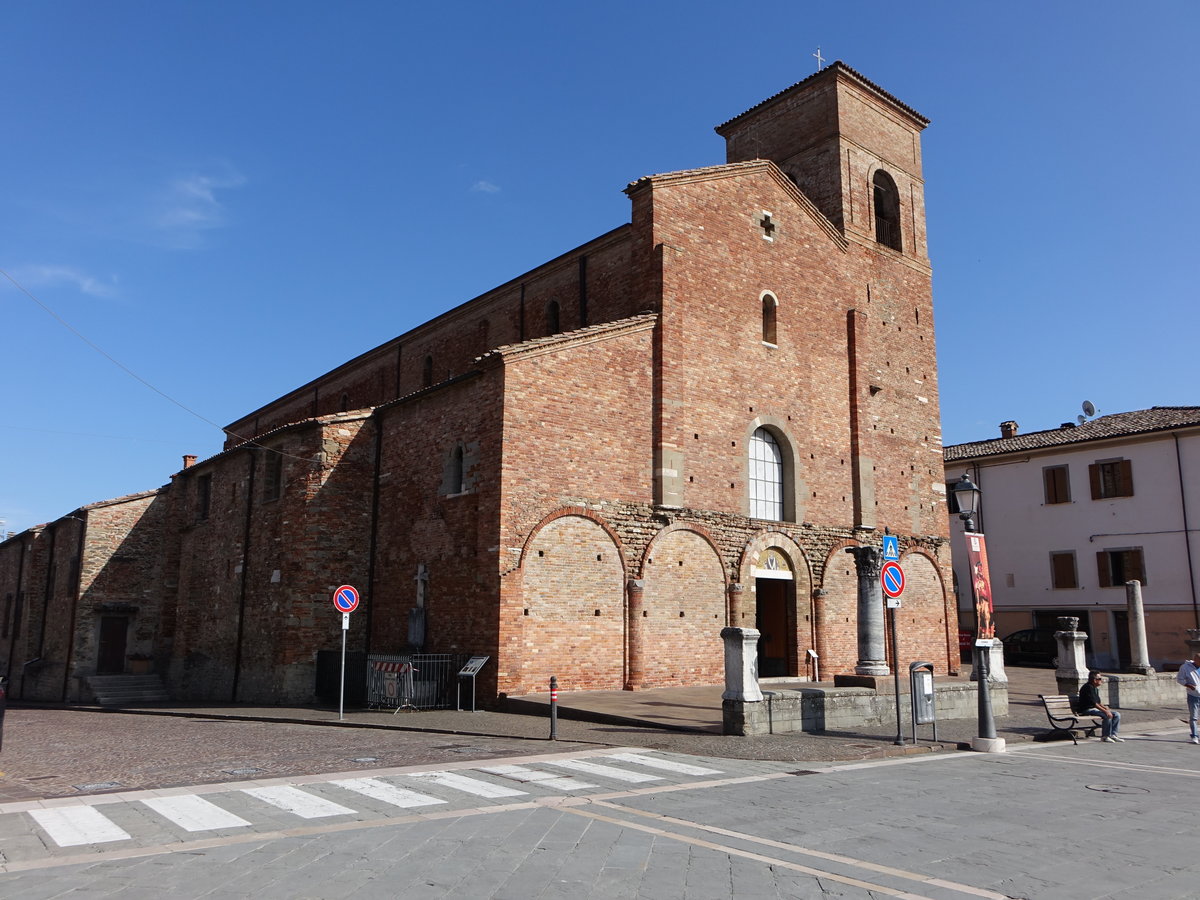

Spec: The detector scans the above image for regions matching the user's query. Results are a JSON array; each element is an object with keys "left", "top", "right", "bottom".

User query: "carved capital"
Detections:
[{"left": 844, "top": 545, "right": 883, "bottom": 578}]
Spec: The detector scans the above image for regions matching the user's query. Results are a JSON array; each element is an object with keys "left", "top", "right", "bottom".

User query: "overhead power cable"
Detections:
[{"left": 2, "top": 267, "right": 320, "bottom": 465}]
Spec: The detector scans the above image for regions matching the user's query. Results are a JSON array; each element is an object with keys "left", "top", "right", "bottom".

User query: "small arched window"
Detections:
[
  {"left": 761, "top": 293, "right": 778, "bottom": 345},
  {"left": 545, "top": 300, "right": 561, "bottom": 335},
  {"left": 422, "top": 355, "right": 434, "bottom": 388},
  {"left": 873, "top": 170, "right": 902, "bottom": 251},
  {"left": 478, "top": 318, "right": 490, "bottom": 353},
  {"left": 749, "top": 427, "right": 784, "bottom": 521},
  {"left": 340, "top": 393, "right": 349, "bottom": 412}
]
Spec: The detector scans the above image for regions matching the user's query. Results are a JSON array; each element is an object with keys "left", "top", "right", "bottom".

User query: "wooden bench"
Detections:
[{"left": 1039, "top": 694, "right": 1103, "bottom": 744}]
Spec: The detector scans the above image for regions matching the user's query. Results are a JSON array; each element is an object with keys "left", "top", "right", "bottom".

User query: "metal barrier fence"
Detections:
[{"left": 366, "top": 654, "right": 465, "bottom": 711}]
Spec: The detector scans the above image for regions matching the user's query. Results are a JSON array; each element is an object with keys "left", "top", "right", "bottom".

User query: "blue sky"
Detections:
[{"left": 3, "top": 2, "right": 1197, "bottom": 536}]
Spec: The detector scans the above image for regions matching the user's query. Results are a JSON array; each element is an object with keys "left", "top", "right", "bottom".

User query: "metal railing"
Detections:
[
  {"left": 875, "top": 218, "right": 902, "bottom": 251},
  {"left": 366, "top": 653, "right": 466, "bottom": 711}
]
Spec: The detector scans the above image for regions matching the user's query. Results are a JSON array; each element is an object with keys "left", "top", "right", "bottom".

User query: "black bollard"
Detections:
[{"left": 549, "top": 675, "right": 558, "bottom": 741}]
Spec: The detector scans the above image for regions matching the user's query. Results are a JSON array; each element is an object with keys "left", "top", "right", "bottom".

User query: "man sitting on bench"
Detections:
[{"left": 1077, "top": 671, "right": 1123, "bottom": 743}]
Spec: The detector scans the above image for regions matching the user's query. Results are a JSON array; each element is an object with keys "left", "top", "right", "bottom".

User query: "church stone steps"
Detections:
[{"left": 85, "top": 674, "right": 171, "bottom": 707}]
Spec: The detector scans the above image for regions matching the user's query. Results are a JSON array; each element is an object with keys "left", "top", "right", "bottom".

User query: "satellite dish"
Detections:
[
  {"left": 1077, "top": 416, "right": 1087, "bottom": 426},
  {"left": 1082, "top": 400, "right": 1096, "bottom": 418}
]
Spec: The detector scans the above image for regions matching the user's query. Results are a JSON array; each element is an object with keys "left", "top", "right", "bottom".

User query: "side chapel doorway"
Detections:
[
  {"left": 97, "top": 616, "right": 129, "bottom": 674},
  {"left": 754, "top": 547, "right": 795, "bottom": 677}
]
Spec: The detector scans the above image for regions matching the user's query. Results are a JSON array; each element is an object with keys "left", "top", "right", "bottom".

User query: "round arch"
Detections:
[
  {"left": 737, "top": 532, "right": 815, "bottom": 679},
  {"left": 517, "top": 509, "right": 628, "bottom": 691},
  {"left": 638, "top": 522, "right": 727, "bottom": 687}
]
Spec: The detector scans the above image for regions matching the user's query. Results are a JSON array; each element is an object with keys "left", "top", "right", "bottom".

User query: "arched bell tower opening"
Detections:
[{"left": 872, "top": 169, "right": 902, "bottom": 251}]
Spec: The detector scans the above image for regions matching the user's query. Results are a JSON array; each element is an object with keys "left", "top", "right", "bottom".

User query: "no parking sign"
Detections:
[
  {"left": 333, "top": 584, "right": 360, "bottom": 613},
  {"left": 881, "top": 561, "right": 905, "bottom": 607}
]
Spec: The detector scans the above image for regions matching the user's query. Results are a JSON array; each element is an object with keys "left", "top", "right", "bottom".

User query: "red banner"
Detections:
[{"left": 965, "top": 532, "right": 995, "bottom": 639}]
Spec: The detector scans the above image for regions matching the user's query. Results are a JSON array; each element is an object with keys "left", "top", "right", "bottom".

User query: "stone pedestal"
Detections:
[
  {"left": 981, "top": 638, "right": 1007, "bottom": 684},
  {"left": 1055, "top": 616, "right": 1090, "bottom": 695},
  {"left": 1187, "top": 629, "right": 1200, "bottom": 658},
  {"left": 721, "top": 627, "right": 763, "bottom": 703},
  {"left": 1125, "top": 580, "right": 1154, "bottom": 674}
]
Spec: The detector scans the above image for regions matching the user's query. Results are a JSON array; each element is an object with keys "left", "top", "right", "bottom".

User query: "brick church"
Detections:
[{"left": 1, "top": 62, "right": 957, "bottom": 705}]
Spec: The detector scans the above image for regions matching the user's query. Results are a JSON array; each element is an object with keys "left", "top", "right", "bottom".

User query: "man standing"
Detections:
[
  {"left": 1176, "top": 652, "right": 1200, "bottom": 744},
  {"left": 1077, "top": 671, "right": 1123, "bottom": 742}
]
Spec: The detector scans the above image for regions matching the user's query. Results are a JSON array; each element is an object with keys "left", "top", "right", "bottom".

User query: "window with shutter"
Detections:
[
  {"left": 1043, "top": 466, "right": 1070, "bottom": 504},
  {"left": 1090, "top": 458, "right": 1134, "bottom": 499},
  {"left": 1050, "top": 552, "right": 1077, "bottom": 589},
  {"left": 1096, "top": 547, "right": 1146, "bottom": 587}
]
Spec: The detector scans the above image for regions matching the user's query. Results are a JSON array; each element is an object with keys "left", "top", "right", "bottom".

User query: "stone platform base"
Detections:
[{"left": 723, "top": 680, "right": 1008, "bottom": 736}]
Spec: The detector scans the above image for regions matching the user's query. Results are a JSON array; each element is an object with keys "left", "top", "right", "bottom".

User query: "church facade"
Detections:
[{"left": 2, "top": 63, "right": 957, "bottom": 705}]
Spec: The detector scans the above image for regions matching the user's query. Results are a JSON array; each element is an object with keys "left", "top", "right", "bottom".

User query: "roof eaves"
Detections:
[
  {"left": 715, "top": 61, "right": 930, "bottom": 135},
  {"left": 943, "top": 407, "right": 1200, "bottom": 462}
]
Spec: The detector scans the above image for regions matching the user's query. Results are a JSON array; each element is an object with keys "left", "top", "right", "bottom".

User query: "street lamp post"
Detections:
[{"left": 952, "top": 474, "right": 1005, "bottom": 753}]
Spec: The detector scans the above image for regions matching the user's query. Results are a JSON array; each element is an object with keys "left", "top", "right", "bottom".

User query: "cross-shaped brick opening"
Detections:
[{"left": 759, "top": 213, "right": 776, "bottom": 239}]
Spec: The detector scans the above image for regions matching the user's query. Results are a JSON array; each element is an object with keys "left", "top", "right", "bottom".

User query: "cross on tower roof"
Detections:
[{"left": 812, "top": 46, "right": 825, "bottom": 70}]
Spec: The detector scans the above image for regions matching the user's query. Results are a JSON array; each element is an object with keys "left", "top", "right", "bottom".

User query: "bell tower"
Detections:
[{"left": 715, "top": 62, "right": 930, "bottom": 261}]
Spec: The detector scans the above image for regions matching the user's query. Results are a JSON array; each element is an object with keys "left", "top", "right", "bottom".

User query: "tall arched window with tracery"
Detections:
[
  {"left": 749, "top": 427, "right": 784, "bottom": 520},
  {"left": 873, "top": 169, "right": 902, "bottom": 251}
]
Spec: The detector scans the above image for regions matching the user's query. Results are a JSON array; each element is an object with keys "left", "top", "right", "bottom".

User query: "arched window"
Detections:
[
  {"left": 422, "top": 355, "right": 434, "bottom": 388},
  {"left": 761, "top": 293, "right": 778, "bottom": 345},
  {"left": 873, "top": 170, "right": 902, "bottom": 251},
  {"left": 545, "top": 300, "right": 561, "bottom": 335},
  {"left": 749, "top": 427, "right": 784, "bottom": 520},
  {"left": 340, "top": 393, "right": 349, "bottom": 412},
  {"left": 478, "top": 318, "right": 490, "bottom": 353}
]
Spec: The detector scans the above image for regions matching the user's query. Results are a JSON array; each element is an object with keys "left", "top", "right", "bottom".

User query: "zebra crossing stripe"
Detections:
[
  {"left": 140, "top": 795, "right": 251, "bottom": 832},
  {"left": 29, "top": 806, "right": 131, "bottom": 847},
  {"left": 478, "top": 764, "right": 598, "bottom": 792},
  {"left": 241, "top": 786, "right": 357, "bottom": 819},
  {"left": 406, "top": 771, "right": 528, "bottom": 798},
  {"left": 546, "top": 758, "right": 663, "bottom": 783},
  {"left": 606, "top": 752, "right": 724, "bottom": 776},
  {"left": 330, "top": 778, "right": 446, "bottom": 809}
]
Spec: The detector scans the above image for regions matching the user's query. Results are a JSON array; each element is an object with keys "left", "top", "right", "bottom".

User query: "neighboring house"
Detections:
[
  {"left": 944, "top": 408, "right": 1200, "bottom": 669},
  {"left": 2, "top": 62, "right": 958, "bottom": 705}
]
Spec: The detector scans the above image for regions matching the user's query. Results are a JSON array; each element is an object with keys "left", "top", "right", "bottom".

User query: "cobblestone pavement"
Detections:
[{"left": 0, "top": 709, "right": 601, "bottom": 802}]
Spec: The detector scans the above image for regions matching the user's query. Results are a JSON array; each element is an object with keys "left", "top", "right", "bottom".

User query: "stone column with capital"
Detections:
[
  {"left": 1125, "top": 580, "right": 1155, "bottom": 674},
  {"left": 624, "top": 579, "right": 645, "bottom": 691},
  {"left": 846, "top": 546, "right": 889, "bottom": 676},
  {"left": 1055, "top": 616, "right": 1090, "bottom": 696}
]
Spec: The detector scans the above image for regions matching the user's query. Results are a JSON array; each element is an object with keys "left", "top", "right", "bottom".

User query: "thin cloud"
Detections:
[
  {"left": 152, "top": 168, "right": 246, "bottom": 246},
  {"left": 12, "top": 264, "right": 118, "bottom": 298},
  {"left": 471, "top": 180, "right": 501, "bottom": 194}
]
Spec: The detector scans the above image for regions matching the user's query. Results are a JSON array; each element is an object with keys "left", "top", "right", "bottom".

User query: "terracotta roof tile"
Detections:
[{"left": 944, "top": 407, "right": 1200, "bottom": 462}]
